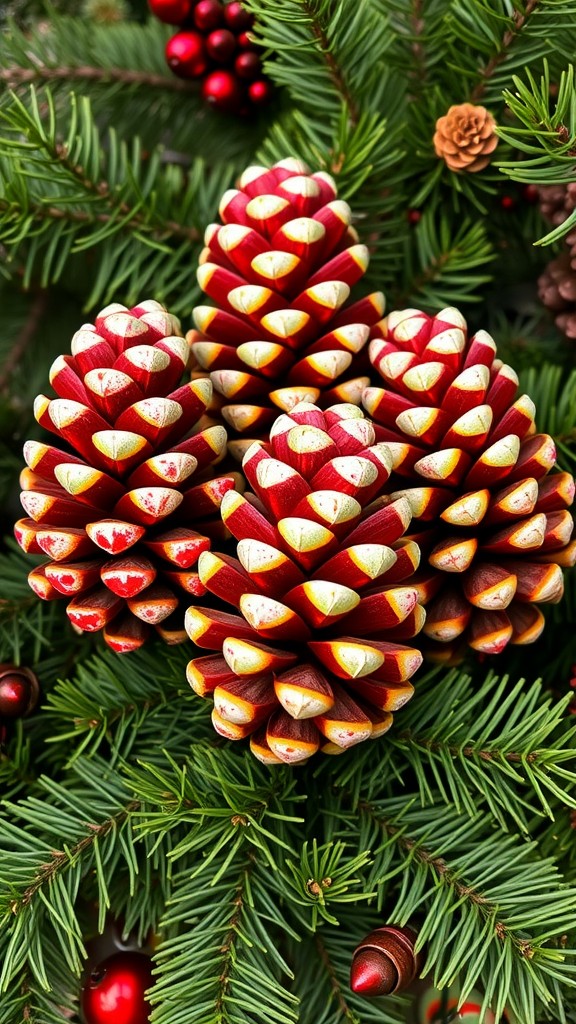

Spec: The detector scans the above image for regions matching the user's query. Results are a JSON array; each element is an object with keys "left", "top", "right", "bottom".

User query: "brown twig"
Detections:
[
  {"left": 394, "top": 730, "right": 538, "bottom": 765},
  {"left": 0, "top": 288, "right": 49, "bottom": 393},
  {"left": 358, "top": 801, "right": 534, "bottom": 954},
  {"left": 471, "top": 0, "right": 541, "bottom": 103},
  {"left": 0, "top": 65, "right": 197, "bottom": 93},
  {"left": 214, "top": 871, "right": 249, "bottom": 1016},
  {"left": 0, "top": 198, "right": 199, "bottom": 244},
  {"left": 301, "top": 0, "right": 360, "bottom": 127},
  {"left": 11, "top": 800, "right": 140, "bottom": 913},
  {"left": 315, "top": 934, "right": 357, "bottom": 1022}
]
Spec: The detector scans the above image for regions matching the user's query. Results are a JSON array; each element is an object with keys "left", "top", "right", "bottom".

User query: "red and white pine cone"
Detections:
[
  {"left": 185, "top": 401, "right": 424, "bottom": 764},
  {"left": 363, "top": 306, "right": 576, "bottom": 658},
  {"left": 14, "top": 300, "right": 239, "bottom": 653},
  {"left": 188, "top": 158, "right": 385, "bottom": 458}
]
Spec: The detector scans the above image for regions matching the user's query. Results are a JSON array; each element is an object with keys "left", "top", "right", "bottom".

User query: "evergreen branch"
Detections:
[
  {"left": 0, "top": 196, "right": 199, "bottom": 244},
  {"left": 0, "top": 288, "right": 48, "bottom": 394},
  {"left": 299, "top": 0, "right": 360, "bottom": 126},
  {"left": 314, "top": 934, "right": 356, "bottom": 1024},
  {"left": 0, "top": 65, "right": 196, "bottom": 93},
  {"left": 214, "top": 868, "right": 251, "bottom": 1020},
  {"left": 470, "top": 0, "right": 541, "bottom": 102},
  {"left": 394, "top": 730, "right": 538, "bottom": 765},
  {"left": 11, "top": 800, "right": 140, "bottom": 914}
]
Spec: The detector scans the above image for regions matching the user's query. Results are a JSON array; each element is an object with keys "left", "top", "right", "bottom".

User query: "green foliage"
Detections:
[{"left": 2, "top": 1, "right": 576, "bottom": 1022}]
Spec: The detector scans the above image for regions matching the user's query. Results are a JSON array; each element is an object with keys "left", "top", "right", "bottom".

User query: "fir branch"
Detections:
[
  {"left": 0, "top": 288, "right": 48, "bottom": 394},
  {"left": 314, "top": 934, "right": 356, "bottom": 1024},
  {"left": 0, "top": 196, "right": 199, "bottom": 244},
  {"left": 10, "top": 800, "right": 140, "bottom": 915},
  {"left": 470, "top": 0, "right": 541, "bottom": 103},
  {"left": 299, "top": 0, "right": 360, "bottom": 126},
  {"left": 0, "top": 65, "right": 196, "bottom": 93},
  {"left": 214, "top": 868, "right": 251, "bottom": 1019}
]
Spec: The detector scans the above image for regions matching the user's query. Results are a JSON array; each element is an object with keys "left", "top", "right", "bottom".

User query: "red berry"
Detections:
[
  {"left": 202, "top": 69, "right": 244, "bottom": 113},
  {"left": 82, "top": 952, "right": 153, "bottom": 1024},
  {"left": 248, "top": 79, "right": 272, "bottom": 105},
  {"left": 0, "top": 667, "right": 39, "bottom": 719},
  {"left": 224, "top": 0, "right": 252, "bottom": 31},
  {"left": 206, "top": 28, "right": 237, "bottom": 63},
  {"left": 194, "top": 0, "right": 224, "bottom": 31},
  {"left": 148, "top": 0, "right": 193, "bottom": 25},
  {"left": 165, "top": 31, "right": 208, "bottom": 78},
  {"left": 234, "top": 50, "right": 261, "bottom": 79},
  {"left": 523, "top": 183, "right": 539, "bottom": 204},
  {"left": 407, "top": 209, "right": 421, "bottom": 224},
  {"left": 501, "top": 195, "right": 516, "bottom": 210},
  {"left": 237, "top": 30, "right": 255, "bottom": 49}
]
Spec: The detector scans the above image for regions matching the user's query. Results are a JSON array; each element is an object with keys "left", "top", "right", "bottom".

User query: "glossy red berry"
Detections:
[
  {"left": 235, "top": 50, "right": 261, "bottom": 79},
  {"left": 501, "top": 195, "right": 516, "bottom": 210},
  {"left": 82, "top": 952, "right": 153, "bottom": 1024},
  {"left": 237, "top": 30, "right": 254, "bottom": 48},
  {"left": 248, "top": 78, "right": 272, "bottom": 105},
  {"left": 0, "top": 666, "right": 40, "bottom": 719},
  {"left": 206, "top": 28, "right": 237, "bottom": 62},
  {"left": 193, "top": 0, "right": 224, "bottom": 31},
  {"left": 148, "top": 0, "right": 193, "bottom": 25},
  {"left": 407, "top": 208, "right": 422, "bottom": 224},
  {"left": 202, "top": 69, "right": 244, "bottom": 112},
  {"left": 165, "top": 31, "right": 208, "bottom": 78},
  {"left": 224, "top": 0, "right": 252, "bottom": 31}
]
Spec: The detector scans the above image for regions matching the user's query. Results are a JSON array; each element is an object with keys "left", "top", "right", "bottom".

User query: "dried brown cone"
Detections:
[
  {"left": 14, "top": 300, "right": 239, "bottom": 653},
  {"left": 364, "top": 306, "right": 576, "bottom": 660},
  {"left": 538, "top": 183, "right": 576, "bottom": 227},
  {"left": 189, "top": 157, "right": 384, "bottom": 460},
  {"left": 538, "top": 254, "right": 576, "bottom": 339},
  {"left": 433, "top": 103, "right": 498, "bottom": 173}
]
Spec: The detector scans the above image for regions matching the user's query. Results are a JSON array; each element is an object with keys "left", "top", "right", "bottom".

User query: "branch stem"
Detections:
[
  {"left": 0, "top": 65, "right": 197, "bottom": 93},
  {"left": 471, "top": 0, "right": 541, "bottom": 102}
]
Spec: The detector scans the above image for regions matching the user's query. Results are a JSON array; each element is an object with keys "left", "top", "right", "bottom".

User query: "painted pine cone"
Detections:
[
  {"left": 185, "top": 401, "right": 424, "bottom": 764},
  {"left": 364, "top": 306, "right": 576, "bottom": 658},
  {"left": 15, "top": 300, "right": 238, "bottom": 653},
  {"left": 189, "top": 157, "right": 384, "bottom": 456}
]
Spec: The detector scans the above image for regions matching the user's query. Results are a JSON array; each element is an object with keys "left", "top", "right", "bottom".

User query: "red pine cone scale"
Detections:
[
  {"left": 190, "top": 159, "right": 384, "bottom": 454},
  {"left": 15, "top": 300, "right": 236, "bottom": 653},
  {"left": 364, "top": 306, "right": 576, "bottom": 658},
  {"left": 186, "top": 402, "right": 423, "bottom": 764}
]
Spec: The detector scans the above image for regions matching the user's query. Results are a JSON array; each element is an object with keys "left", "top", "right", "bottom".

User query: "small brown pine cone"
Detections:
[
  {"left": 433, "top": 103, "right": 498, "bottom": 173},
  {"left": 364, "top": 306, "right": 576, "bottom": 659},
  {"left": 538, "top": 255, "right": 573, "bottom": 312},
  {"left": 538, "top": 184, "right": 572, "bottom": 226},
  {"left": 556, "top": 311, "right": 576, "bottom": 339}
]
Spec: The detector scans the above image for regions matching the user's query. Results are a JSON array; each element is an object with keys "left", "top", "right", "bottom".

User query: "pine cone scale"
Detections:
[{"left": 365, "top": 306, "right": 576, "bottom": 658}]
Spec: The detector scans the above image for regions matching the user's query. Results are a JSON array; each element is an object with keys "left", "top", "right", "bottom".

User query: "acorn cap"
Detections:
[{"left": 350, "top": 925, "right": 419, "bottom": 997}]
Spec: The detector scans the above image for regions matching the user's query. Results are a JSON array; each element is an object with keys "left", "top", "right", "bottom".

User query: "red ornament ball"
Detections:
[
  {"left": 193, "top": 0, "right": 224, "bottom": 30},
  {"left": 148, "top": 0, "right": 193, "bottom": 25},
  {"left": 224, "top": 0, "right": 252, "bottom": 31},
  {"left": 165, "top": 31, "right": 208, "bottom": 78},
  {"left": 0, "top": 666, "right": 40, "bottom": 719},
  {"left": 206, "top": 27, "right": 237, "bottom": 62},
  {"left": 82, "top": 952, "right": 153, "bottom": 1024},
  {"left": 248, "top": 78, "right": 272, "bottom": 105},
  {"left": 237, "top": 30, "right": 254, "bottom": 49},
  {"left": 235, "top": 50, "right": 261, "bottom": 79},
  {"left": 202, "top": 69, "right": 244, "bottom": 112}
]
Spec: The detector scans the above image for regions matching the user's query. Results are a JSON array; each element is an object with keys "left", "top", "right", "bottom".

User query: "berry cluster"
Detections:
[{"left": 150, "top": 0, "right": 272, "bottom": 113}]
